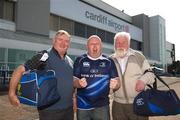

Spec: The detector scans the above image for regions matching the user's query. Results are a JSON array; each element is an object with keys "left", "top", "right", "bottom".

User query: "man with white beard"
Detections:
[{"left": 110, "top": 32, "right": 155, "bottom": 120}]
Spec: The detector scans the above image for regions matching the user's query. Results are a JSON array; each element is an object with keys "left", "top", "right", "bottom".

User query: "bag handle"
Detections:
[{"left": 144, "top": 69, "right": 170, "bottom": 89}]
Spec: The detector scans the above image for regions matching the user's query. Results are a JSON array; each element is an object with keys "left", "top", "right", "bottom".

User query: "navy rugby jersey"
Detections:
[{"left": 73, "top": 54, "right": 118, "bottom": 109}]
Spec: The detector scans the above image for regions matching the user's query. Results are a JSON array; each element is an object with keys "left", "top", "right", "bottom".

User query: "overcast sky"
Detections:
[{"left": 102, "top": 0, "right": 180, "bottom": 61}]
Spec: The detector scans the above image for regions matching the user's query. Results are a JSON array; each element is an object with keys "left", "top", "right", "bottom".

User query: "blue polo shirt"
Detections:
[{"left": 73, "top": 54, "right": 118, "bottom": 109}]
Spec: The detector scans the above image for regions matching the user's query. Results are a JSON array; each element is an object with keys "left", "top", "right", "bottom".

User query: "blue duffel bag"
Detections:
[
  {"left": 17, "top": 69, "right": 60, "bottom": 110},
  {"left": 133, "top": 70, "right": 180, "bottom": 116}
]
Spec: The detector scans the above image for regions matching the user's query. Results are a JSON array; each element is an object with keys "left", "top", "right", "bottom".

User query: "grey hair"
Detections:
[
  {"left": 55, "top": 30, "right": 71, "bottom": 38},
  {"left": 114, "top": 31, "right": 131, "bottom": 48}
]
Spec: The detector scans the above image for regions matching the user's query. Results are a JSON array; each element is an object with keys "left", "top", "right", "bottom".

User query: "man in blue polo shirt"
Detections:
[
  {"left": 73, "top": 35, "right": 120, "bottom": 120},
  {"left": 9, "top": 30, "right": 74, "bottom": 120}
]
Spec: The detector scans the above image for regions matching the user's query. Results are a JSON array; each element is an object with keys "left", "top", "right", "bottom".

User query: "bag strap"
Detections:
[{"left": 144, "top": 69, "right": 170, "bottom": 89}]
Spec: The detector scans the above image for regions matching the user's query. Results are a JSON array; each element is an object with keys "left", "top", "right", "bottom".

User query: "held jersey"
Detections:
[{"left": 73, "top": 54, "right": 118, "bottom": 109}]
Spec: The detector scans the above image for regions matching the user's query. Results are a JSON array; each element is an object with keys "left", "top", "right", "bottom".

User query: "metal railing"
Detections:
[{"left": 0, "top": 64, "right": 13, "bottom": 85}]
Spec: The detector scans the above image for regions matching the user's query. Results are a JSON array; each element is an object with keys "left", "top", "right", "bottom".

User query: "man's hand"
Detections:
[
  {"left": 135, "top": 80, "right": 145, "bottom": 92},
  {"left": 8, "top": 94, "right": 20, "bottom": 106},
  {"left": 110, "top": 79, "right": 120, "bottom": 90},
  {"left": 79, "top": 78, "right": 87, "bottom": 88}
]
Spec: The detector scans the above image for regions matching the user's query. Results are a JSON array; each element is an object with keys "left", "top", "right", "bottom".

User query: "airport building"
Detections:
[{"left": 0, "top": 0, "right": 175, "bottom": 82}]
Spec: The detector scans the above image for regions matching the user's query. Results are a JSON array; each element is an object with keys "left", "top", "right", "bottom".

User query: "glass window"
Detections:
[
  {"left": 0, "top": 48, "right": 7, "bottom": 75},
  {"left": 8, "top": 49, "right": 36, "bottom": 69},
  {"left": 3, "top": 0, "right": 15, "bottom": 21},
  {"left": 60, "top": 17, "right": 74, "bottom": 35},
  {"left": 86, "top": 26, "right": 96, "bottom": 38},
  {"left": 74, "top": 22, "right": 86, "bottom": 38},
  {"left": 105, "top": 31, "right": 114, "bottom": 44},
  {"left": 8, "top": 49, "right": 36, "bottom": 63},
  {"left": 0, "top": 48, "right": 5, "bottom": 62},
  {"left": 49, "top": 14, "right": 59, "bottom": 31},
  {"left": 0, "top": 1, "right": 3, "bottom": 18},
  {"left": 130, "top": 40, "right": 142, "bottom": 51},
  {"left": 97, "top": 29, "right": 105, "bottom": 41}
]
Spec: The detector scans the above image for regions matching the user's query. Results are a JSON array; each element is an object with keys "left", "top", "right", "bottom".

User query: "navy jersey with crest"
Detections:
[{"left": 73, "top": 54, "right": 118, "bottom": 109}]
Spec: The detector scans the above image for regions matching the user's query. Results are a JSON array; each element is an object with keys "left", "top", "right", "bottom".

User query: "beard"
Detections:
[{"left": 115, "top": 48, "right": 128, "bottom": 58}]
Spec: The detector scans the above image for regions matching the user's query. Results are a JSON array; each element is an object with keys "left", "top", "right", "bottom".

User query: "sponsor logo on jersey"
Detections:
[
  {"left": 99, "top": 62, "right": 106, "bottom": 67},
  {"left": 90, "top": 69, "right": 98, "bottom": 73},
  {"left": 83, "top": 62, "right": 90, "bottom": 67}
]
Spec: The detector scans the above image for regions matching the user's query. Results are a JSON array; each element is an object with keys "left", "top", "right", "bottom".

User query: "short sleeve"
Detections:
[
  {"left": 73, "top": 57, "right": 82, "bottom": 79},
  {"left": 24, "top": 50, "right": 48, "bottom": 71}
]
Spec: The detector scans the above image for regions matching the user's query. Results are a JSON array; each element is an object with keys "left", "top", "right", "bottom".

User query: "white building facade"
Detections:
[{"left": 0, "top": 0, "right": 174, "bottom": 73}]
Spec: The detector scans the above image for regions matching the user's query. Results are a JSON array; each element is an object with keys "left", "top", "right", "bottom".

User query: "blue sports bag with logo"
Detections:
[
  {"left": 133, "top": 70, "right": 180, "bottom": 116},
  {"left": 17, "top": 69, "right": 60, "bottom": 110},
  {"left": 16, "top": 50, "right": 60, "bottom": 110}
]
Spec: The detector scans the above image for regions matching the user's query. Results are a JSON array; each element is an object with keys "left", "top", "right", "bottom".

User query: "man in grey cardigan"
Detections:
[{"left": 110, "top": 31, "right": 155, "bottom": 120}]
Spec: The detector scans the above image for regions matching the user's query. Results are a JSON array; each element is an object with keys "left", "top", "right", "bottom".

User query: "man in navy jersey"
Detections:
[{"left": 73, "top": 35, "right": 120, "bottom": 120}]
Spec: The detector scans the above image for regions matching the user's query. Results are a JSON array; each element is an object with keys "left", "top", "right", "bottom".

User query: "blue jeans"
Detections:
[{"left": 77, "top": 105, "right": 110, "bottom": 120}]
